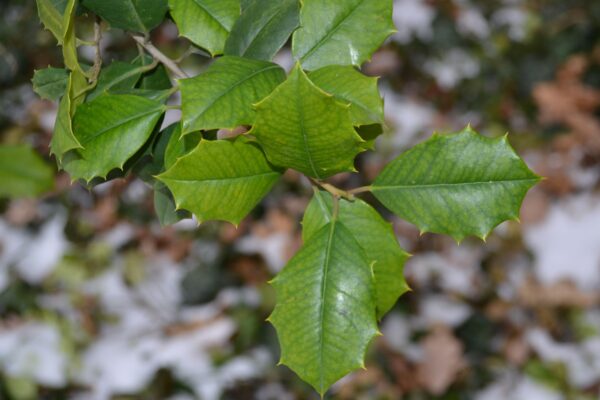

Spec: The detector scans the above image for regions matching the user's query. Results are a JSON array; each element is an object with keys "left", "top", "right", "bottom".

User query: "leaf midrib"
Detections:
[
  {"left": 299, "top": 0, "right": 365, "bottom": 63},
  {"left": 318, "top": 219, "right": 337, "bottom": 393},
  {"left": 239, "top": 2, "right": 287, "bottom": 55},
  {"left": 79, "top": 106, "right": 163, "bottom": 145},
  {"left": 372, "top": 177, "right": 540, "bottom": 191},
  {"left": 123, "top": 0, "right": 148, "bottom": 32},
  {"left": 161, "top": 170, "right": 279, "bottom": 183},
  {"left": 187, "top": 64, "right": 281, "bottom": 128},
  {"left": 191, "top": 0, "right": 229, "bottom": 32}
]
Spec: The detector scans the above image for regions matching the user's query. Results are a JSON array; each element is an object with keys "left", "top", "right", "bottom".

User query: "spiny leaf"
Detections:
[
  {"left": 157, "top": 137, "right": 281, "bottom": 225},
  {"left": 35, "top": 0, "right": 69, "bottom": 44},
  {"left": 164, "top": 125, "right": 201, "bottom": 170},
  {"left": 169, "top": 0, "right": 240, "bottom": 56},
  {"left": 372, "top": 127, "right": 541, "bottom": 242},
  {"left": 51, "top": 70, "right": 88, "bottom": 162},
  {"left": 180, "top": 56, "right": 285, "bottom": 135},
  {"left": 62, "top": 94, "right": 165, "bottom": 182},
  {"left": 308, "top": 65, "right": 384, "bottom": 126},
  {"left": 292, "top": 0, "right": 395, "bottom": 70},
  {"left": 0, "top": 145, "right": 54, "bottom": 198},
  {"left": 269, "top": 219, "right": 379, "bottom": 395},
  {"left": 251, "top": 63, "right": 364, "bottom": 179},
  {"left": 303, "top": 190, "right": 410, "bottom": 319},
  {"left": 224, "top": 0, "right": 300, "bottom": 61},
  {"left": 82, "top": 0, "right": 168, "bottom": 33},
  {"left": 32, "top": 67, "right": 69, "bottom": 101}
]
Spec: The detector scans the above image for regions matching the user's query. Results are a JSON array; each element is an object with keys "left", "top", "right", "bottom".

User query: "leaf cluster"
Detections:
[{"left": 25, "top": 0, "right": 540, "bottom": 395}]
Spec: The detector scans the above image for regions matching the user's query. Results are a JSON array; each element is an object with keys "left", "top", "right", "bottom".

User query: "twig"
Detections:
[
  {"left": 89, "top": 17, "right": 103, "bottom": 83},
  {"left": 131, "top": 34, "right": 188, "bottom": 80},
  {"left": 308, "top": 177, "right": 355, "bottom": 201},
  {"left": 348, "top": 186, "right": 372, "bottom": 196}
]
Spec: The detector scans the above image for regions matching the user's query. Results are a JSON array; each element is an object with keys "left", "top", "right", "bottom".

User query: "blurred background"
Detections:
[{"left": 1, "top": 0, "right": 600, "bottom": 399}]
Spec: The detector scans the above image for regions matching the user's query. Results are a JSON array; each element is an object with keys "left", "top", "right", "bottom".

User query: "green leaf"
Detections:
[
  {"left": 251, "top": 63, "right": 364, "bottom": 179},
  {"left": 139, "top": 65, "right": 172, "bottom": 90},
  {"left": 292, "top": 0, "right": 395, "bottom": 70},
  {"left": 180, "top": 56, "right": 285, "bottom": 134},
  {"left": 87, "top": 61, "right": 143, "bottom": 101},
  {"left": 154, "top": 182, "right": 190, "bottom": 226},
  {"left": 168, "top": 0, "right": 241, "bottom": 56},
  {"left": 303, "top": 190, "right": 410, "bottom": 319},
  {"left": 82, "top": 0, "right": 168, "bottom": 32},
  {"left": 32, "top": 67, "right": 69, "bottom": 101},
  {"left": 35, "top": 0, "right": 69, "bottom": 44},
  {"left": 308, "top": 65, "right": 384, "bottom": 126},
  {"left": 36, "top": 0, "right": 83, "bottom": 73},
  {"left": 224, "top": 0, "right": 300, "bottom": 61},
  {"left": 0, "top": 145, "right": 54, "bottom": 198},
  {"left": 356, "top": 124, "right": 383, "bottom": 150},
  {"left": 269, "top": 218, "right": 379, "bottom": 395},
  {"left": 51, "top": 69, "right": 88, "bottom": 161},
  {"left": 164, "top": 125, "right": 201, "bottom": 170},
  {"left": 371, "top": 127, "right": 541, "bottom": 241},
  {"left": 63, "top": 94, "right": 165, "bottom": 182},
  {"left": 157, "top": 137, "right": 281, "bottom": 225}
]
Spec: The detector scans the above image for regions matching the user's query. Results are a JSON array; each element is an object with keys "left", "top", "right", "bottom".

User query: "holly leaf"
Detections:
[
  {"left": 308, "top": 65, "right": 384, "bottom": 126},
  {"left": 372, "top": 127, "right": 541, "bottom": 242},
  {"left": 82, "top": 0, "right": 168, "bottom": 33},
  {"left": 32, "top": 67, "right": 69, "bottom": 101},
  {"left": 51, "top": 69, "right": 88, "bottom": 162},
  {"left": 63, "top": 94, "right": 165, "bottom": 182},
  {"left": 251, "top": 64, "right": 364, "bottom": 179},
  {"left": 269, "top": 219, "right": 379, "bottom": 396},
  {"left": 87, "top": 61, "right": 144, "bottom": 101},
  {"left": 35, "top": 0, "right": 69, "bottom": 44},
  {"left": 154, "top": 182, "right": 190, "bottom": 226},
  {"left": 164, "top": 125, "right": 202, "bottom": 170},
  {"left": 224, "top": 0, "right": 300, "bottom": 61},
  {"left": 0, "top": 145, "right": 54, "bottom": 198},
  {"left": 157, "top": 137, "right": 281, "bottom": 225},
  {"left": 168, "top": 0, "right": 240, "bottom": 56},
  {"left": 303, "top": 190, "right": 410, "bottom": 319},
  {"left": 180, "top": 56, "right": 285, "bottom": 134},
  {"left": 292, "top": 0, "right": 395, "bottom": 70}
]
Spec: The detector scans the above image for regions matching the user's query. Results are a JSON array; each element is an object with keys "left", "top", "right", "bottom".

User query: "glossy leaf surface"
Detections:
[
  {"left": 303, "top": 191, "right": 410, "bottom": 318},
  {"left": 158, "top": 137, "right": 281, "bottom": 225},
  {"left": 292, "top": 0, "right": 395, "bottom": 70},
  {"left": 308, "top": 65, "right": 384, "bottom": 126},
  {"left": 169, "top": 0, "right": 240, "bottom": 56},
  {"left": 269, "top": 219, "right": 378, "bottom": 395},
  {"left": 82, "top": 0, "right": 168, "bottom": 32},
  {"left": 63, "top": 94, "right": 165, "bottom": 182},
  {"left": 372, "top": 127, "right": 541, "bottom": 241},
  {"left": 252, "top": 64, "right": 364, "bottom": 178},
  {"left": 224, "top": 0, "right": 300, "bottom": 61},
  {"left": 180, "top": 56, "right": 285, "bottom": 134}
]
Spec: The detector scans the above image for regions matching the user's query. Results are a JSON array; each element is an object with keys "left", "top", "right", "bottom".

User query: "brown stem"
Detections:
[{"left": 131, "top": 34, "right": 188, "bottom": 80}]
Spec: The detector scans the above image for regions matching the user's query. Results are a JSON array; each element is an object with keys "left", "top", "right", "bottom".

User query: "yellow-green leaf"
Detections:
[
  {"left": 169, "top": 0, "right": 240, "bottom": 56},
  {"left": 0, "top": 145, "right": 54, "bottom": 198}
]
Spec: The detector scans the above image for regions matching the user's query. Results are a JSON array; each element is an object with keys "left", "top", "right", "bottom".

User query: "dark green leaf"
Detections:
[
  {"left": 303, "top": 190, "right": 410, "bottom": 319},
  {"left": 82, "top": 0, "right": 168, "bottom": 33},
  {"left": 372, "top": 127, "right": 541, "bottom": 241},
  {"left": 63, "top": 94, "right": 165, "bottom": 182},
  {"left": 87, "top": 61, "right": 143, "bottom": 101},
  {"left": 251, "top": 63, "right": 364, "bottom": 178},
  {"left": 292, "top": 0, "right": 395, "bottom": 70},
  {"left": 269, "top": 218, "right": 378, "bottom": 395},
  {"left": 224, "top": 0, "right": 300, "bottom": 61},
  {"left": 180, "top": 56, "right": 285, "bottom": 134}
]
